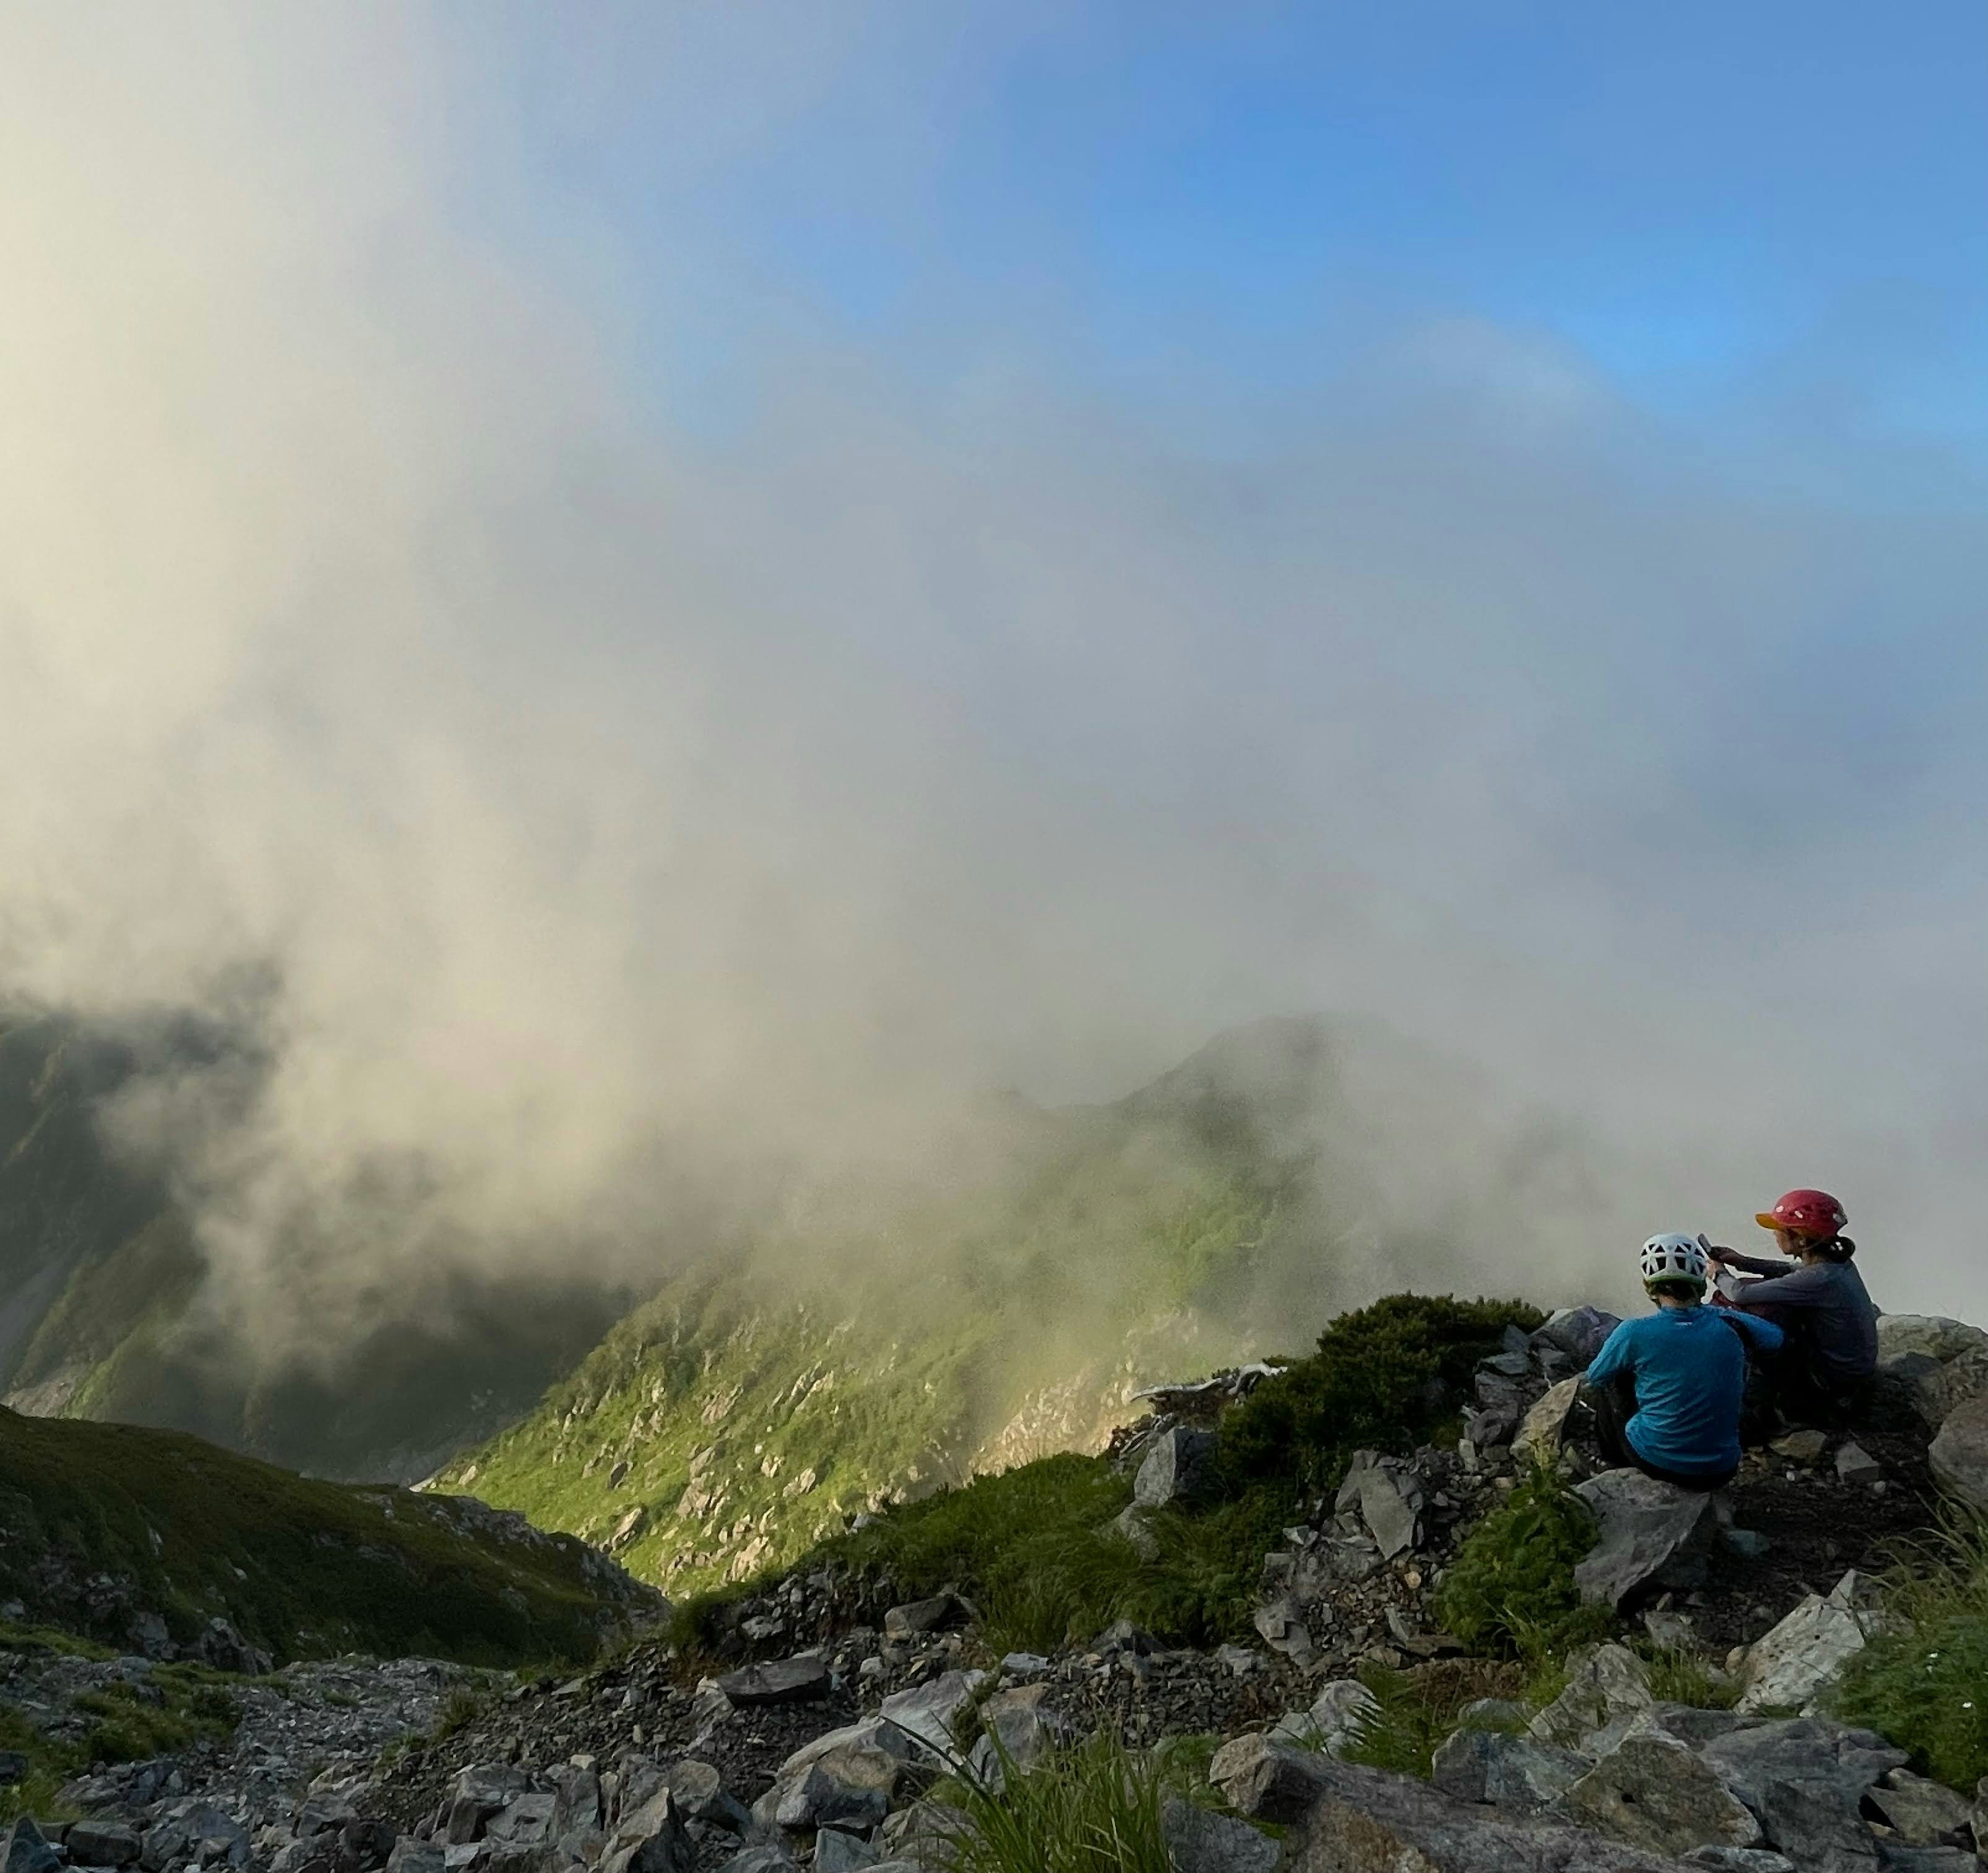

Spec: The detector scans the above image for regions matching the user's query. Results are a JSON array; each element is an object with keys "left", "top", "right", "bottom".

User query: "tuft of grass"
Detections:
[
  {"left": 1220, "top": 1296, "right": 1544, "bottom": 1497},
  {"left": 1340, "top": 1659, "right": 1527, "bottom": 1780},
  {"left": 1435, "top": 1462, "right": 1603, "bottom": 1657},
  {"left": 932, "top": 1731, "right": 1176, "bottom": 1873},
  {"left": 1642, "top": 1648, "right": 1737, "bottom": 1711},
  {"left": 1832, "top": 1514, "right": 1988, "bottom": 1790}
]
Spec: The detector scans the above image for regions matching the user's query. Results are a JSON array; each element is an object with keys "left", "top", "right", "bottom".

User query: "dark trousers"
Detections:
[
  {"left": 1585, "top": 1371, "right": 1736, "bottom": 1491},
  {"left": 1741, "top": 1305, "right": 1872, "bottom": 1433}
]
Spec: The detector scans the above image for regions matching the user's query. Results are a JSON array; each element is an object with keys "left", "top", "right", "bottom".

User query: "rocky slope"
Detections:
[{"left": 5, "top": 1300, "right": 1984, "bottom": 1873}]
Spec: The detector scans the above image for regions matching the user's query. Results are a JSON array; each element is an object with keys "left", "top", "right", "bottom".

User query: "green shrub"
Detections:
[
  {"left": 1833, "top": 1516, "right": 1988, "bottom": 1789},
  {"left": 1220, "top": 1296, "right": 1543, "bottom": 1495},
  {"left": 931, "top": 1731, "right": 1177, "bottom": 1873},
  {"left": 821, "top": 1453, "right": 1296, "bottom": 1654},
  {"left": 1435, "top": 1463, "right": 1602, "bottom": 1657}
]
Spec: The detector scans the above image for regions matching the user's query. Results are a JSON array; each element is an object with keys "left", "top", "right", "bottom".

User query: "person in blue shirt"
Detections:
[{"left": 1582, "top": 1233, "right": 1785, "bottom": 1489}]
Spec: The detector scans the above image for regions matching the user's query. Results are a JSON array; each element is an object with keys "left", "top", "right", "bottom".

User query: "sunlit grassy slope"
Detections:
[{"left": 434, "top": 1023, "right": 1346, "bottom": 1594}]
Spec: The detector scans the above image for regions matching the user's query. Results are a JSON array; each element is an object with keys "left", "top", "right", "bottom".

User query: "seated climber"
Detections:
[
  {"left": 1582, "top": 1234, "right": 1784, "bottom": 1490},
  {"left": 1701, "top": 1187, "right": 1878, "bottom": 1431}
]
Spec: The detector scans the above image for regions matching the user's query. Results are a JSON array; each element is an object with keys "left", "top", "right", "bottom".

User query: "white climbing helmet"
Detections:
[{"left": 1640, "top": 1232, "right": 1709, "bottom": 1286}]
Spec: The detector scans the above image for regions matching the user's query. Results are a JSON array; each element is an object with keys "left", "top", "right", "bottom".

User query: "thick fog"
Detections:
[{"left": 4, "top": 5, "right": 1985, "bottom": 1355}]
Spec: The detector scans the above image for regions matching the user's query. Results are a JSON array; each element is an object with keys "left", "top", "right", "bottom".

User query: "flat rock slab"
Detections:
[
  {"left": 1737, "top": 1578, "right": 1868, "bottom": 1715},
  {"left": 714, "top": 1655, "right": 831, "bottom": 1706}
]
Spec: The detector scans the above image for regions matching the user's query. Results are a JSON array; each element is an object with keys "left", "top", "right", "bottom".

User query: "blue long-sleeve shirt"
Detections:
[{"left": 1585, "top": 1305, "right": 1785, "bottom": 1478}]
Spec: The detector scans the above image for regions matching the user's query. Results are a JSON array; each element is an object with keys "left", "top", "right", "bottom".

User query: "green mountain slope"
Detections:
[
  {"left": 0, "top": 1404, "right": 663, "bottom": 1664},
  {"left": 0, "top": 1011, "right": 632, "bottom": 1479},
  {"left": 436, "top": 1014, "right": 1561, "bottom": 1594}
]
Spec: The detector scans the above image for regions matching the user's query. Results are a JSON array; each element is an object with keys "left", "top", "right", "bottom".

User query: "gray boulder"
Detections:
[
  {"left": 712, "top": 1851, "right": 795, "bottom": 1873},
  {"left": 1335, "top": 1450, "right": 1425, "bottom": 1559},
  {"left": 1701, "top": 1720, "right": 1905, "bottom": 1873},
  {"left": 5, "top": 1819, "right": 60, "bottom": 1873},
  {"left": 1281, "top": 1752, "right": 1708, "bottom": 1873},
  {"left": 1252, "top": 1595, "right": 1316, "bottom": 1668},
  {"left": 384, "top": 1845, "right": 443, "bottom": 1873},
  {"left": 1835, "top": 1442, "right": 1883, "bottom": 1485},
  {"left": 1533, "top": 1308, "right": 1622, "bottom": 1372},
  {"left": 66, "top": 1824, "right": 142, "bottom": 1869},
  {"left": 1209, "top": 1734, "right": 1341, "bottom": 1824},
  {"left": 1514, "top": 1378, "right": 1584, "bottom": 1465},
  {"left": 1682, "top": 1854, "right": 1795, "bottom": 1873},
  {"left": 753, "top": 1745, "right": 902, "bottom": 1833},
  {"left": 1875, "top": 1353, "right": 1950, "bottom": 1431},
  {"left": 1553, "top": 1736, "right": 1762, "bottom": 1858},
  {"left": 1928, "top": 1395, "right": 1988, "bottom": 1513},
  {"left": 1865, "top": 1774, "right": 1974, "bottom": 1848},
  {"left": 1108, "top": 1505, "right": 1161, "bottom": 1562},
  {"left": 1135, "top": 1428, "right": 1220, "bottom": 1508},
  {"left": 878, "top": 1669, "right": 987, "bottom": 1756},
  {"left": 1431, "top": 1729, "right": 1586, "bottom": 1808},
  {"left": 781, "top": 1716, "right": 920, "bottom": 1777},
  {"left": 1161, "top": 1799, "right": 1279, "bottom": 1873},
  {"left": 883, "top": 1595, "right": 967, "bottom": 1639},
  {"left": 1875, "top": 1316, "right": 1988, "bottom": 1364},
  {"left": 1528, "top": 1646, "right": 1653, "bottom": 1750},
  {"left": 1572, "top": 1471, "right": 1718, "bottom": 1608},
  {"left": 812, "top": 1832, "right": 877, "bottom": 1873},
  {"left": 1737, "top": 1572, "right": 1869, "bottom": 1715},
  {"left": 657, "top": 1762, "right": 748, "bottom": 1833},
  {"left": 714, "top": 1654, "right": 830, "bottom": 1706}
]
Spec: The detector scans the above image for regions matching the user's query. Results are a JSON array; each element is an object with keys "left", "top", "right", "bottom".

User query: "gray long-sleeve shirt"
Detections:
[{"left": 1726, "top": 1252, "right": 1878, "bottom": 1380}]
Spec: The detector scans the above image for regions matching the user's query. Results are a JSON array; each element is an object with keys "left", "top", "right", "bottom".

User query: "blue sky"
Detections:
[{"left": 473, "top": 3, "right": 1988, "bottom": 462}]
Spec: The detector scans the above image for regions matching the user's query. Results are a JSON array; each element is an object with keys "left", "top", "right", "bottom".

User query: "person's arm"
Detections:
[
  {"left": 1720, "top": 1308, "right": 1785, "bottom": 1355},
  {"left": 1584, "top": 1322, "right": 1633, "bottom": 1385},
  {"left": 1697, "top": 1234, "right": 1785, "bottom": 1279},
  {"left": 1733, "top": 1262, "right": 1832, "bottom": 1312}
]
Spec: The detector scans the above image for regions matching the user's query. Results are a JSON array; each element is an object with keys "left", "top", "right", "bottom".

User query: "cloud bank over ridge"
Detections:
[{"left": 4, "top": 5, "right": 1986, "bottom": 1342}]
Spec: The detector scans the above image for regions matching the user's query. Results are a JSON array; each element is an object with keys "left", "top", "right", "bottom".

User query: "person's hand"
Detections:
[{"left": 1698, "top": 1232, "right": 1733, "bottom": 1267}]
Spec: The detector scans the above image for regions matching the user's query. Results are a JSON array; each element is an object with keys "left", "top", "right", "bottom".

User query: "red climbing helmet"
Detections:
[{"left": 1755, "top": 1188, "right": 1848, "bottom": 1240}]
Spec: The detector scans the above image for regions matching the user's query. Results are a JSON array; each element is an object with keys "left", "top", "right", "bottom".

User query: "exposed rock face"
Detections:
[{"left": 1572, "top": 1471, "right": 1718, "bottom": 1608}]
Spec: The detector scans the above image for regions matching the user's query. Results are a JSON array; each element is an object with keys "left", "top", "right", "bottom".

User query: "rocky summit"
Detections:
[{"left": 2, "top": 1296, "right": 1985, "bottom": 1873}]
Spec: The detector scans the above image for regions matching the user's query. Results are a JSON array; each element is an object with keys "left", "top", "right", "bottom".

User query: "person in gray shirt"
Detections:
[{"left": 1701, "top": 1186, "right": 1878, "bottom": 1431}]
